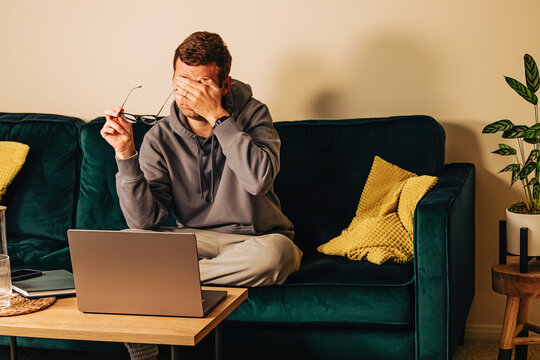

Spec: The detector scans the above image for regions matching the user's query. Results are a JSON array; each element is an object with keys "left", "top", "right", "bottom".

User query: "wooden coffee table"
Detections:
[{"left": 0, "top": 286, "right": 247, "bottom": 360}]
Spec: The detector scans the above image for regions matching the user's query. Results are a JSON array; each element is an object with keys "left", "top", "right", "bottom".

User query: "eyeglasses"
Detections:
[{"left": 120, "top": 85, "right": 176, "bottom": 125}]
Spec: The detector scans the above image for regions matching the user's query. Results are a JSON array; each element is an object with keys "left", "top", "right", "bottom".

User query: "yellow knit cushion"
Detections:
[
  {"left": 317, "top": 156, "right": 438, "bottom": 265},
  {"left": 0, "top": 142, "right": 30, "bottom": 203}
]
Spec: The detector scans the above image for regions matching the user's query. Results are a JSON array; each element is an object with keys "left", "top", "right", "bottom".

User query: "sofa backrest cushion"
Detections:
[
  {"left": 0, "top": 113, "right": 83, "bottom": 267},
  {"left": 77, "top": 115, "right": 445, "bottom": 252},
  {"left": 274, "top": 116, "right": 445, "bottom": 251},
  {"left": 76, "top": 117, "right": 177, "bottom": 230}
]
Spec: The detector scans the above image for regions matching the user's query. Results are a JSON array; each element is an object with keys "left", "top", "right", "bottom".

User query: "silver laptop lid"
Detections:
[{"left": 68, "top": 230, "right": 204, "bottom": 317}]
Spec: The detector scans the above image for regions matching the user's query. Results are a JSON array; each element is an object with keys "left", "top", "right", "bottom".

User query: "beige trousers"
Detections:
[
  {"left": 125, "top": 228, "right": 303, "bottom": 360},
  {"left": 170, "top": 227, "right": 302, "bottom": 286}
]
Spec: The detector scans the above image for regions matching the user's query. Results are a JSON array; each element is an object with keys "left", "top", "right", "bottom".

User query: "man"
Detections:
[{"left": 101, "top": 31, "right": 302, "bottom": 360}]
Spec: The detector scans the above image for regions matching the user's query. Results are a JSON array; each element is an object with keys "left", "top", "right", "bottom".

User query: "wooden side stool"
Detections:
[{"left": 492, "top": 258, "right": 540, "bottom": 360}]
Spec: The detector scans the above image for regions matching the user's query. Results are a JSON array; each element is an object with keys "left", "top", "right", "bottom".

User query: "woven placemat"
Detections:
[{"left": 0, "top": 294, "right": 55, "bottom": 316}]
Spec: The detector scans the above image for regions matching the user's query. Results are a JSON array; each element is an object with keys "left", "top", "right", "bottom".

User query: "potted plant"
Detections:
[{"left": 483, "top": 53, "right": 540, "bottom": 256}]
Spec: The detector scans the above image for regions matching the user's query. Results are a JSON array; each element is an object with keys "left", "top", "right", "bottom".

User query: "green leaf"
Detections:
[
  {"left": 505, "top": 76, "right": 538, "bottom": 105},
  {"left": 529, "top": 177, "right": 538, "bottom": 186},
  {"left": 499, "top": 143, "right": 515, "bottom": 149},
  {"left": 511, "top": 170, "right": 520, "bottom": 188},
  {"left": 524, "top": 137, "right": 540, "bottom": 144},
  {"left": 519, "top": 161, "right": 536, "bottom": 179},
  {"left": 493, "top": 148, "right": 517, "bottom": 156},
  {"left": 482, "top": 119, "right": 514, "bottom": 133},
  {"left": 524, "top": 123, "right": 540, "bottom": 139},
  {"left": 534, "top": 183, "right": 540, "bottom": 201},
  {"left": 503, "top": 125, "right": 529, "bottom": 138},
  {"left": 525, "top": 149, "right": 540, "bottom": 164},
  {"left": 525, "top": 54, "right": 540, "bottom": 93},
  {"left": 499, "top": 164, "right": 520, "bottom": 173},
  {"left": 493, "top": 144, "right": 517, "bottom": 155},
  {"left": 528, "top": 123, "right": 540, "bottom": 131},
  {"left": 524, "top": 129, "right": 540, "bottom": 139}
]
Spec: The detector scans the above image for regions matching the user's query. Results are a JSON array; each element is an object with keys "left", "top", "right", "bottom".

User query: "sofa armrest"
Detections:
[{"left": 414, "top": 163, "right": 475, "bottom": 360}]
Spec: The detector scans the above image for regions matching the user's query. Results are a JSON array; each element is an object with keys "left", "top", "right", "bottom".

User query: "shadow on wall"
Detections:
[
  {"left": 442, "top": 120, "right": 529, "bottom": 325},
  {"left": 345, "top": 32, "right": 448, "bottom": 117},
  {"left": 269, "top": 31, "right": 450, "bottom": 120},
  {"left": 442, "top": 121, "right": 482, "bottom": 165},
  {"left": 444, "top": 119, "right": 524, "bottom": 211},
  {"left": 267, "top": 52, "right": 348, "bottom": 120},
  {"left": 442, "top": 119, "right": 523, "bottom": 247}
]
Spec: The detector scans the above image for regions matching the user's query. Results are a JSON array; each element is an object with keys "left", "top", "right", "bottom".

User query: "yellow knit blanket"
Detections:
[
  {"left": 0, "top": 141, "right": 30, "bottom": 202},
  {"left": 317, "top": 156, "right": 438, "bottom": 265}
]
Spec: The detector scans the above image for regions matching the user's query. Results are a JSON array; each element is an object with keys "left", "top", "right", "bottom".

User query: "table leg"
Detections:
[
  {"left": 171, "top": 345, "right": 179, "bottom": 360},
  {"left": 516, "top": 298, "right": 530, "bottom": 360},
  {"left": 215, "top": 324, "right": 222, "bottom": 360},
  {"left": 498, "top": 296, "right": 520, "bottom": 360},
  {"left": 9, "top": 336, "right": 17, "bottom": 360}
]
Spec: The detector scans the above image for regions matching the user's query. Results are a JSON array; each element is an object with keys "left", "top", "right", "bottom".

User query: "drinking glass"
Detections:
[{"left": 0, "top": 255, "right": 11, "bottom": 308}]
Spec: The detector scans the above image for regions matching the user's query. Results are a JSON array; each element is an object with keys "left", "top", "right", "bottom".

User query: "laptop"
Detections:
[{"left": 67, "top": 229, "right": 227, "bottom": 317}]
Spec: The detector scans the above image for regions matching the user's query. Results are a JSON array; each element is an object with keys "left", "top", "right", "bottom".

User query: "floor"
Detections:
[
  {"left": 1, "top": 339, "right": 540, "bottom": 359},
  {"left": 0, "top": 346, "right": 123, "bottom": 360},
  {"left": 454, "top": 339, "right": 540, "bottom": 360},
  {"left": 0, "top": 344, "right": 205, "bottom": 360}
]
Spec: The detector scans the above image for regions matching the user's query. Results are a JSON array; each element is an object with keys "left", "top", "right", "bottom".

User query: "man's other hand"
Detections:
[
  {"left": 174, "top": 77, "right": 229, "bottom": 126},
  {"left": 101, "top": 106, "right": 136, "bottom": 159}
]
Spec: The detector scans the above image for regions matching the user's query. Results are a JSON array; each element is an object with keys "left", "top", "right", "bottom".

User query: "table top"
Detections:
[{"left": 0, "top": 286, "right": 247, "bottom": 346}]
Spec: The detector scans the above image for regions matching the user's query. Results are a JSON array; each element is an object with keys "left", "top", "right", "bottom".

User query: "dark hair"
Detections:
[{"left": 174, "top": 31, "right": 232, "bottom": 86}]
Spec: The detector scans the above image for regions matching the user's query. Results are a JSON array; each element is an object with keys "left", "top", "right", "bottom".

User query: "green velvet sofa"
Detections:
[{"left": 0, "top": 112, "right": 475, "bottom": 360}]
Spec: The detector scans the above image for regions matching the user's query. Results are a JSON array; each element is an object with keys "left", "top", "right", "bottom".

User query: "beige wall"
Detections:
[{"left": 2, "top": 0, "right": 539, "bottom": 339}]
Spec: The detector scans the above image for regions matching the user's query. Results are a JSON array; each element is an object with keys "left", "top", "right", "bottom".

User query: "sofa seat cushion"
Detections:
[{"left": 227, "top": 252, "right": 414, "bottom": 327}]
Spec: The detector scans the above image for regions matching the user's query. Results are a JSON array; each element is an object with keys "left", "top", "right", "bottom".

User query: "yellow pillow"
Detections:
[
  {"left": 317, "top": 156, "right": 438, "bottom": 265},
  {"left": 0, "top": 142, "right": 30, "bottom": 203}
]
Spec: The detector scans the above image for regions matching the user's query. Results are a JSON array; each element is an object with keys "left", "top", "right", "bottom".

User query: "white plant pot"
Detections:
[{"left": 506, "top": 208, "right": 540, "bottom": 256}]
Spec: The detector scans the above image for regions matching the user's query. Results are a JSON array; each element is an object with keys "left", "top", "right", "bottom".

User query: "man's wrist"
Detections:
[
  {"left": 115, "top": 146, "right": 136, "bottom": 159},
  {"left": 207, "top": 109, "right": 230, "bottom": 127},
  {"left": 213, "top": 115, "right": 230, "bottom": 129}
]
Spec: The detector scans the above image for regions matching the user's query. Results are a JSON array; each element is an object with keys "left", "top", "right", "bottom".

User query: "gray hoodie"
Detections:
[{"left": 115, "top": 79, "right": 294, "bottom": 239}]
